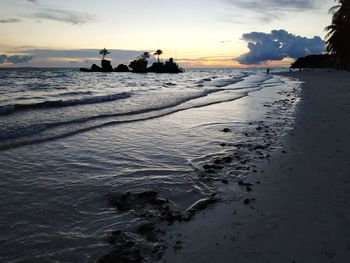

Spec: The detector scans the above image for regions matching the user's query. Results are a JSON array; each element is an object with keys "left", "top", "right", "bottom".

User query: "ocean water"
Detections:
[
  {"left": 0, "top": 68, "right": 300, "bottom": 262},
  {"left": 0, "top": 68, "right": 270, "bottom": 149}
]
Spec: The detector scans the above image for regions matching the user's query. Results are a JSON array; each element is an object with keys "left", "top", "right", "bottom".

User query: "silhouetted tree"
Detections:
[
  {"left": 154, "top": 49, "right": 163, "bottom": 63},
  {"left": 129, "top": 52, "right": 150, "bottom": 73},
  {"left": 140, "top": 52, "right": 150, "bottom": 61},
  {"left": 99, "top": 48, "right": 110, "bottom": 60},
  {"left": 325, "top": 0, "right": 350, "bottom": 69}
]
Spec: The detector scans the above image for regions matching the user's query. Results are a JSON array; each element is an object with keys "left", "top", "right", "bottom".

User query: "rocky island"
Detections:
[{"left": 80, "top": 48, "right": 183, "bottom": 73}]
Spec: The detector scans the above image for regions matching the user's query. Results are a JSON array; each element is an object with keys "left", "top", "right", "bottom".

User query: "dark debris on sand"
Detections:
[
  {"left": 106, "top": 191, "right": 182, "bottom": 223},
  {"left": 99, "top": 231, "right": 143, "bottom": 263},
  {"left": 100, "top": 191, "right": 218, "bottom": 262},
  {"left": 106, "top": 191, "right": 218, "bottom": 223}
]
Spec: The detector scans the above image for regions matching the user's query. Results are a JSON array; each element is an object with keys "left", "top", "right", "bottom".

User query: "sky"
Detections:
[{"left": 0, "top": 0, "right": 335, "bottom": 68}]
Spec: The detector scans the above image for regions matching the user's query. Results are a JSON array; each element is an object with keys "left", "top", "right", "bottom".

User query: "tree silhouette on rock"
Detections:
[
  {"left": 140, "top": 52, "right": 150, "bottom": 61},
  {"left": 129, "top": 52, "right": 150, "bottom": 73},
  {"left": 99, "top": 48, "right": 111, "bottom": 60},
  {"left": 154, "top": 49, "right": 163, "bottom": 63},
  {"left": 325, "top": 0, "right": 350, "bottom": 69}
]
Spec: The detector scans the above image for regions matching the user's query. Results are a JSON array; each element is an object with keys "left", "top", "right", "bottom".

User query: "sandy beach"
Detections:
[{"left": 164, "top": 71, "right": 350, "bottom": 263}]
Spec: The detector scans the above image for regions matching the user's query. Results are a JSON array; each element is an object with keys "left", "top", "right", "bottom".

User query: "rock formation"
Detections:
[
  {"left": 115, "top": 64, "right": 130, "bottom": 72},
  {"left": 80, "top": 51, "right": 183, "bottom": 73}
]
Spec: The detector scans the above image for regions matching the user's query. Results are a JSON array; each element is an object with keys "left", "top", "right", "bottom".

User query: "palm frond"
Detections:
[{"left": 329, "top": 5, "right": 341, "bottom": 14}]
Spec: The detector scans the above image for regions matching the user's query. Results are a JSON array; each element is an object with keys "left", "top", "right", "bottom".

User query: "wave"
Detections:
[
  {"left": 0, "top": 73, "right": 276, "bottom": 150},
  {"left": 214, "top": 76, "right": 246, "bottom": 88},
  {"left": 0, "top": 92, "right": 132, "bottom": 115},
  {"left": 0, "top": 88, "right": 224, "bottom": 141},
  {"left": 1, "top": 75, "right": 250, "bottom": 140},
  {"left": 0, "top": 124, "right": 47, "bottom": 140},
  {"left": 50, "top": 91, "right": 94, "bottom": 97},
  {"left": 0, "top": 92, "right": 248, "bottom": 151},
  {"left": 195, "top": 75, "right": 246, "bottom": 88}
]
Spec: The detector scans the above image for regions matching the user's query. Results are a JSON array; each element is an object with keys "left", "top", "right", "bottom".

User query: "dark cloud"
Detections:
[
  {"left": 236, "top": 29, "right": 325, "bottom": 64},
  {"left": 34, "top": 8, "right": 95, "bottom": 25},
  {"left": 27, "top": 0, "right": 38, "bottom": 3},
  {"left": 0, "top": 18, "right": 21, "bottom": 23},
  {"left": 224, "top": 0, "right": 319, "bottom": 22},
  {"left": 0, "top": 54, "right": 33, "bottom": 64},
  {"left": 228, "top": 0, "right": 317, "bottom": 11}
]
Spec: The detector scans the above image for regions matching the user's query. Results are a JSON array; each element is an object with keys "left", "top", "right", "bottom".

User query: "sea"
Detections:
[{"left": 0, "top": 68, "right": 301, "bottom": 262}]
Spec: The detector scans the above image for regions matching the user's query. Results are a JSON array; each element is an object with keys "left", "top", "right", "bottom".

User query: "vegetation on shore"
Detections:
[
  {"left": 325, "top": 0, "right": 350, "bottom": 69},
  {"left": 291, "top": 54, "right": 335, "bottom": 69},
  {"left": 292, "top": 1, "right": 349, "bottom": 70}
]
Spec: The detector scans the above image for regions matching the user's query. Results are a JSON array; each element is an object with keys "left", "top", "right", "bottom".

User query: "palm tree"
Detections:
[
  {"left": 99, "top": 48, "right": 110, "bottom": 60},
  {"left": 154, "top": 49, "right": 163, "bottom": 63},
  {"left": 325, "top": 0, "right": 350, "bottom": 69}
]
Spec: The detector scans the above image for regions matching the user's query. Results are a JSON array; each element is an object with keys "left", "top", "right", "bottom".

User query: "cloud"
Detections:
[
  {"left": 236, "top": 29, "right": 325, "bottom": 64},
  {"left": 26, "top": 0, "right": 38, "bottom": 3},
  {"left": 224, "top": 0, "right": 320, "bottom": 22},
  {"left": 228, "top": 0, "right": 317, "bottom": 11},
  {"left": 0, "top": 18, "right": 21, "bottom": 23},
  {"left": 34, "top": 8, "right": 95, "bottom": 25},
  {"left": 0, "top": 54, "right": 33, "bottom": 64}
]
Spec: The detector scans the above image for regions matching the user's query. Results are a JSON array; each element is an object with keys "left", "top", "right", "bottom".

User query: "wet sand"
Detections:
[{"left": 164, "top": 71, "right": 350, "bottom": 263}]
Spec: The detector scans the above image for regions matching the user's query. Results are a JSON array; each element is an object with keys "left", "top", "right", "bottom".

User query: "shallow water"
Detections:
[{"left": 0, "top": 68, "right": 300, "bottom": 262}]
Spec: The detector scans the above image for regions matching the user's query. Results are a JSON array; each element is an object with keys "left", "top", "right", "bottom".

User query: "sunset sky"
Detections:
[{"left": 0, "top": 0, "right": 334, "bottom": 68}]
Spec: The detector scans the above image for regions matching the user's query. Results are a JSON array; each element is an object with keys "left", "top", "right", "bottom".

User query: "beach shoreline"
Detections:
[
  {"left": 163, "top": 71, "right": 350, "bottom": 263},
  {"left": 95, "top": 72, "right": 302, "bottom": 262}
]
